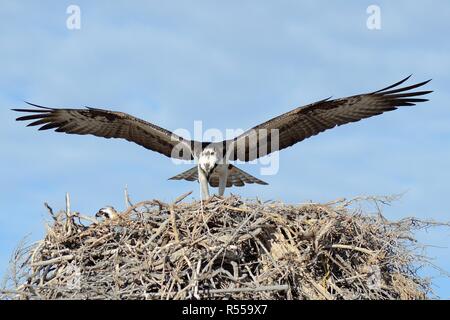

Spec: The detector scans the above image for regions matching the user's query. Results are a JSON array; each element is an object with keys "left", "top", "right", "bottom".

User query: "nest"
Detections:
[{"left": 1, "top": 192, "right": 444, "bottom": 300}]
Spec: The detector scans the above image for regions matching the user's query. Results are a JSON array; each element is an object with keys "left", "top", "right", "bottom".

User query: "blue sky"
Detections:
[{"left": 1, "top": 1, "right": 449, "bottom": 298}]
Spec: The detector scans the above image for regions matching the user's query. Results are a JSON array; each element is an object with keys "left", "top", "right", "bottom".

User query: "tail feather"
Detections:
[
  {"left": 168, "top": 164, "right": 268, "bottom": 187},
  {"left": 209, "top": 166, "right": 268, "bottom": 187},
  {"left": 168, "top": 166, "right": 198, "bottom": 182},
  {"left": 226, "top": 165, "right": 268, "bottom": 187}
]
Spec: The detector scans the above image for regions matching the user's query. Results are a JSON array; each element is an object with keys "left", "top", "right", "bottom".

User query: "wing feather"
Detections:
[
  {"left": 13, "top": 103, "right": 197, "bottom": 160},
  {"left": 228, "top": 76, "right": 432, "bottom": 161}
]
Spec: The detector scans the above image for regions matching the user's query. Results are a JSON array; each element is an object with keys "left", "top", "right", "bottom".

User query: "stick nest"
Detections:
[{"left": 2, "top": 193, "right": 443, "bottom": 300}]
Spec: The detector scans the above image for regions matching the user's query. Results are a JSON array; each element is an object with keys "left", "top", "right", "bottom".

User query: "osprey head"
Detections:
[
  {"left": 199, "top": 146, "right": 219, "bottom": 180},
  {"left": 95, "top": 206, "right": 119, "bottom": 220}
]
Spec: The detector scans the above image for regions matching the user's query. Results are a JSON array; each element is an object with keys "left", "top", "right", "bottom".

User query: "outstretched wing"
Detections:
[
  {"left": 227, "top": 76, "right": 432, "bottom": 161},
  {"left": 13, "top": 103, "right": 198, "bottom": 160}
]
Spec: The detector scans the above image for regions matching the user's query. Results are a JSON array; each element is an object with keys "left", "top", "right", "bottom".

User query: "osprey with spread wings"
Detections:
[{"left": 13, "top": 76, "right": 432, "bottom": 199}]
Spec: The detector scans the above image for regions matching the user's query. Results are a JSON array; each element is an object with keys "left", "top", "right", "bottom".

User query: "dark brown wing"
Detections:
[
  {"left": 227, "top": 76, "right": 432, "bottom": 161},
  {"left": 13, "top": 103, "right": 197, "bottom": 160}
]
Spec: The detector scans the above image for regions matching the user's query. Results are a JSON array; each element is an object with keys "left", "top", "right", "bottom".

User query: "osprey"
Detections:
[
  {"left": 13, "top": 76, "right": 431, "bottom": 199},
  {"left": 95, "top": 206, "right": 119, "bottom": 220}
]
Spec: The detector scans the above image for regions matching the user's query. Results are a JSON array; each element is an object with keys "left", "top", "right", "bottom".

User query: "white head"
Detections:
[
  {"left": 96, "top": 206, "right": 118, "bottom": 220},
  {"left": 198, "top": 146, "right": 219, "bottom": 179}
]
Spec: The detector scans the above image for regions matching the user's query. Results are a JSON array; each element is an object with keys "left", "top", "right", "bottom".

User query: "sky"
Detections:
[{"left": 1, "top": 0, "right": 449, "bottom": 298}]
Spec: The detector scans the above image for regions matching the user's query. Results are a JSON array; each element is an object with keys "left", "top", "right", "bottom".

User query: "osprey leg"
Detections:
[
  {"left": 198, "top": 165, "right": 210, "bottom": 200},
  {"left": 217, "top": 164, "right": 229, "bottom": 196}
]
